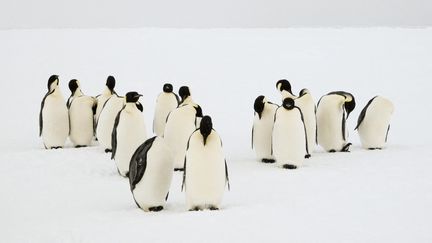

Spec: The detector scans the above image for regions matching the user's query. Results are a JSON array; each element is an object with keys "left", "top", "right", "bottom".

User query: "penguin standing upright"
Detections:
[
  {"left": 67, "top": 79, "right": 96, "bottom": 147},
  {"left": 355, "top": 96, "right": 394, "bottom": 150},
  {"left": 164, "top": 104, "right": 203, "bottom": 171},
  {"left": 39, "top": 75, "right": 69, "bottom": 149},
  {"left": 276, "top": 79, "right": 297, "bottom": 99},
  {"left": 272, "top": 98, "right": 309, "bottom": 169},
  {"left": 94, "top": 76, "right": 117, "bottom": 127},
  {"left": 129, "top": 136, "right": 174, "bottom": 212},
  {"left": 111, "top": 92, "right": 147, "bottom": 177},
  {"left": 183, "top": 116, "right": 230, "bottom": 211},
  {"left": 252, "top": 95, "right": 279, "bottom": 163},
  {"left": 316, "top": 91, "right": 356, "bottom": 152},
  {"left": 96, "top": 94, "right": 125, "bottom": 152},
  {"left": 153, "top": 83, "right": 179, "bottom": 136},
  {"left": 295, "top": 89, "right": 317, "bottom": 156}
]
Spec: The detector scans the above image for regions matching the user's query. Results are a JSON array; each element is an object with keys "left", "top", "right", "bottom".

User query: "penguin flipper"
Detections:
[
  {"left": 385, "top": 125, "right": 390, "bottom": 142},
  {"left": 355, "top": 96, "right": 377, "bottom": 130},
  {"left": 136, "top": 102, "right": 143, "bottom": 112},
  {"left": 181, "top": 157, "right": 187, "bottom": 192},
  {"left": 111, "top": 107, "right": 125, "bottom": 160},
  {"left": 39, "top": 91, "right": 52, "bottom": 137},
  {"left": 129, "top": 136, "right": 156, "bottom": 191},
  {"left": 225, "top": 159, "right": 230, "bottom": 191},
  {"left": 251, "top": 126, "right": 254, "bottom": 149},
  {"left": 341, "top": 112, "right": 346, "bottom": 141}
]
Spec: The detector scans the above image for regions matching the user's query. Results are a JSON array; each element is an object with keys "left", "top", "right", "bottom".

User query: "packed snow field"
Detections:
[{"left": 1, "top": 28, "right": 432, "bottom": 242}]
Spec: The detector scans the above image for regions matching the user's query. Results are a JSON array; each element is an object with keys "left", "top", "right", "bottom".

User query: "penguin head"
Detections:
[
  {"left": 344, "top": 94, "right": 356, "bottom": 118},
  {"left": 276, "top": 79, "right": 293, "bottom": 94},
  {"left": 106, "top": 76, "right": 116, "bottom": 93},
  {"left": 125, "top": 91, "right": 143, "bottom": 103},
  {"left": 194, "top": 105, "right": 203, "bottom": 118},
  {"left": 299, "top": 88, "right": 309, "bottom": 97},
  {"left": 282, "top": 98, "right": 295, "bottom": 110},
  {"left": 47, "top": 75, "right": 59, "bottom": 92},
  {"left": 199, "top": 115, "right": 213, "bottom": 146},
  {"left": 254, "top": 95, "right": 266, "bottom": 119},
  {"left": 68, "top": 79, "right": 79, "bottom": 95},
  {"left": 163, "top": 83, "right": 173, "bottom": 93},
  {"left": 179, "top": 86, "right": 191, "bottom": 101}
]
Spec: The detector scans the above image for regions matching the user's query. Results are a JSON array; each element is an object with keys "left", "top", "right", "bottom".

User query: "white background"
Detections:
[{"left": 1, "top": 0, "right": 431, "bottom": 29}]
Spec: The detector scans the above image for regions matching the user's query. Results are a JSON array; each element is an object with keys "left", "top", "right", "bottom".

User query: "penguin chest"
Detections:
[
  {"left": 69, "top": 97, "right": 94, "bottom": 145},
  {"left": 42, "top": 95, "right": 69, "bottom": 146},
  {"left": 253, "top": 110, "right": 275, "bottom": 158}
]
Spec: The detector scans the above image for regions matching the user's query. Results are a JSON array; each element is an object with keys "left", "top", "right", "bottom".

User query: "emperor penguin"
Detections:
[
  {"left": 153, "top": 83, "right": 179, "bottom": 136},
  {"left": 111, "top": 92, "right": 147, "bottom": 177},
  {"left": 94, "top": 76, "right": 117, "bottom": 127},
  {"left": 316, "top": 91, "right": 356, "bottom": 152},
  {"left": 129, "top": 136, "right": 174, "bottom": 212},
  {"left": 355, "top": 96, "right": 394, "bottom": 150},
  {"left": 164, "top": 104, "right": 203, "bottom": 171},
  {"left": 295, "top": 89, "right": 317, "bottom": 156},
  {"left": 67, "top": 79, "right": 96, "bottom": 147},
  {"left": 182, "top": 116, "right": 230, "bottom": 211},
  {"left": 178, "top": 86, "right": 196, "bottom": 106},
  {"left": 272, "top": 98, "right": 309, "bottom": 169},
  {"left": 252, "top": 95, "right": 279, "bottom": 163},
  {"left": 39, "top": 75, "right": 69, "bottom": 149},
  {"left": 276, "top": 79, "right": 297, "bottom": 99},
  {"left": 96, "top": 94, "right": 126, "bottom": 152}
]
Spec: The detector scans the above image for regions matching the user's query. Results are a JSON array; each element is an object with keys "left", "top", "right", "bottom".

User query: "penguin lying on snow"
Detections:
[
  {"left": 316, "top": 91, "right": 355, "bottom": 152},
  {"left": 355, "top": 96, "right": 394, "bottom": 150},
  {"left": 129, "top": 136, "right": 174, "bottom": 212},
  {"left": 153, "top": 83, "right": 179, "bottom": 137},
  {"left": 183, "top": 116, "right": 230, "bottom": 211},
  {"left": 111, "top": 92, "right": 147, "bottom": 177},
  {"left": 39, "top": 75, "right": 69, "bottom": 149},
  {"left": 252, "top": 95, "right": 278, "bottom": 163}
]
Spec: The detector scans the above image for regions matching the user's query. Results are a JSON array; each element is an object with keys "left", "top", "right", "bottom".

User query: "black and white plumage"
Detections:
[
  {"left": 295, "top": 89, "right": 317, "bottom": 156},
  {"left": 183, "top": 116, "right": 230, "bottom": 211},
  {"left": 178, "top": 86, "right": 196, "bottom": 106},
  {"left": 129, "top": 136, "right": 174, "bottom": 212},
  {"left": 111, "top": 92, "right": 147, "bottom": 177},
  {"left": 355, "top": 96, "right": 394, "bottom": 150},
  {"left": 153, "top": 83, "right": 179, "bottom": 136},
  {"left": 276, "top": 79, "right": 297, "bottom": 99},
  {"left": 39, "top": 75, "right": 69, "bottom": 149},
  {"left": 94, "top": 76, "right": 117, "bottom": 129},
  {"left": 96, "top": 94, "right": 125, "bottom": 152}
]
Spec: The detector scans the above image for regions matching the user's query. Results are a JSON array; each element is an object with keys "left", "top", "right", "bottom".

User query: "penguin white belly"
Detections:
[
  {"left": 95, "top": 94, "right": 111, "bottom": 124},
  {"left": 42, "top": 95, "right": 69, "bottom": 148},
  {"left": 154, "top": 96, "right": 178, "bottom": 136},
  {"left": 69, "top": 97, "right": 94, "bottom": 146},
  {"left": 253, "top": 107, "right": 276, "bottom": 161},
  {"left": 96, "top": 97, "right": 124, "bottom": 150},
  {"left": 133, "top": 138, "right": 174, "bottom": 210},
  {"left": 272, "top": 111, "right": 305, "bottom": 167},
  {"left": 296, "top": 97, "right": 316, "bottom": 154},
  {"left": 317, "top": 97, "right": 346, "bottom": 151},
  {"left": 185, "top": 133, "right": 225, "bottom": 209},
  {"left": 115, "top": 113, "right": 147, "bottom": 176}
]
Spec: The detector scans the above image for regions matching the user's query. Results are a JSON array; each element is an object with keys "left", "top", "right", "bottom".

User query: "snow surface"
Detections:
[{"left": 1, "top": 28, "right": 432, "bottom": 242}]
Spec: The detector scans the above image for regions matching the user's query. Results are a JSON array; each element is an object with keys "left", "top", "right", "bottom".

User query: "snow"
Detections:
[{"left": 1, "top": 28, "right": 432, "bottom": 242}]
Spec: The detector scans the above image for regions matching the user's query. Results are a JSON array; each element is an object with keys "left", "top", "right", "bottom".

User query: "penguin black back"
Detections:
[{"left": 129, "top": 136, "right": 157, "bottom": 191}]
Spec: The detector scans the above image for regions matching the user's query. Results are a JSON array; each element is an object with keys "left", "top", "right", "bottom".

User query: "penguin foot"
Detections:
[
  {"left": 148, "top": 206, "right": 164, "bottom": 212},
  {"left": 305, "top": 154, "right": 311, "bottom": 159},
  {"left": 209, "top": 206, "right": 219, "bottom": 211},
  {"left": 75, "top": 145, "right": 87, "bottom": 148},
  {"left": 261, "top": 158, "right": 276, "bottom": 163},
  {"left": 368, "top": 148, "right": 376, "bottom": 150},
  {"left": 52, "top": 146, "right": 62, "bottom": 149},
  {"left": 105, "top": 149, "right": 112, "bottom": 153},
  {"left": 341, "top": 143, "right": 352, "bottom": 152},
  {"left": 282, "top": 164, "right": 297, "bottom": 169},
  {"left": 174, "top": 168, "right": 184, "bottom": 172},
  {"left": 189, "top": 206, "right": 201, "bottom": 211}
]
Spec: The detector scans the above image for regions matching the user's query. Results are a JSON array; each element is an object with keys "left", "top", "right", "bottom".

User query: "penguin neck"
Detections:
[
  {"left": 181, "top": 96, "right": 194, "bottom": 105},
  {"left": 281, "top": 90, "right": 296, "bottom": 99},
  {"left": 102, "top": 86, "right": 113, "bottom": 96},
  {"left": 125, "top": 102, "right": 138, "bottom": 112},
  {"left": 73, "top": 89, "right": 83, "bottom": 97}
]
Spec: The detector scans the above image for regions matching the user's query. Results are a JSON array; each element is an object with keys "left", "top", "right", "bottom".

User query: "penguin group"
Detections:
[
  {"left": 39, "top": 75, "right": 230, "bottom": 212},
  {"left": 252, "top": 79, "right": 394, "bottom": 169}
]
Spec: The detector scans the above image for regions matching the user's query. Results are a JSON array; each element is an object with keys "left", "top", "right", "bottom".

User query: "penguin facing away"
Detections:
[
  {"left": 272, "top": 98, "right": 309, "bottom": 169},
  {"left": 111, "top": 92, "right": 147, "bottom": 177},
  {"left": 295, "top": 88, "right": 317, "bottom": 156},
  {"left": 276, "top": 79, "right": 297, "bottom": 100},
  {"left": 129, "top": 136, "right": 174, "bottom": 212},
  {"left": 355, "top": 96, "right": 394, "bottom": 150},
  {"left": 67, "top": 79, "right": 96, "bottom": 148},
  {"left": 252, "top": 95, "right": 279, "bottom": 163},
  {"left": 94, "top": 76, "right": 117, "bottom": 128},
  {"left": 96, "top": 94, "right": 126, "bottom": 152},
  {"left": 164, "top": 104, "right": 203, "bottom": 171},
  {"left": 183, "top": 116, "right": 230, "bottom": 211},
  {"left": 178, "top": 86, "right": 196, "bottom": 106},
  {"left": 316, "top": 91, "right": 356, "bottom": 152},
  {"left": 39, "top": 75, "right": 69, "bottom": 149},
  {"left": 153, "top": 83, "right": 179, "bottom": 136}
]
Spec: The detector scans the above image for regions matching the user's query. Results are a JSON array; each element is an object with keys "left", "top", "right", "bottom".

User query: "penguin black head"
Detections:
[
  {"left": 179, "top": 86, "right": 191, "bottom": 100},
  {"left": 125, "top": 91, "right": 143, "bottom": 103},
  {"left": 200, "top": 115, "right": 213, "bottom": 146},
  {"left": 254, "top": 95, "right": 265, "bottom": 119},
  {"left": 282, "top": 98, "right": 295, "bottom": 110},
  {"left": 345, "top": 95, "right": 356, "bottom": 118},
  {"left": 106, "top": 76, "right": 116, "bottom": 92},
  {"left": 194, "top": 105, "right": 203, "bottom": 118},
  {"left": 47, "top": 75, "right": 59, "bottom": 91},
  {"left": 68, "top": 79, "right": 79, "bottom": 94},
  {"left": 299, "top": 88, "right": 309, "bottom": 97},
  {"left": 163, "top": 83, "right": 173, "bottom": 93},
  {"left": 276, "top": 79, "right": 292, "bottom": 94}
]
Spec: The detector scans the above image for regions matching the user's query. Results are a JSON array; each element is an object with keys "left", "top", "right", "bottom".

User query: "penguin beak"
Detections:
[
  {"left": 134, "top": 94, "right": 143, "bottom": 99},
  {"left": 203, "top": 135, "right": 208, "bottom": 146}
]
